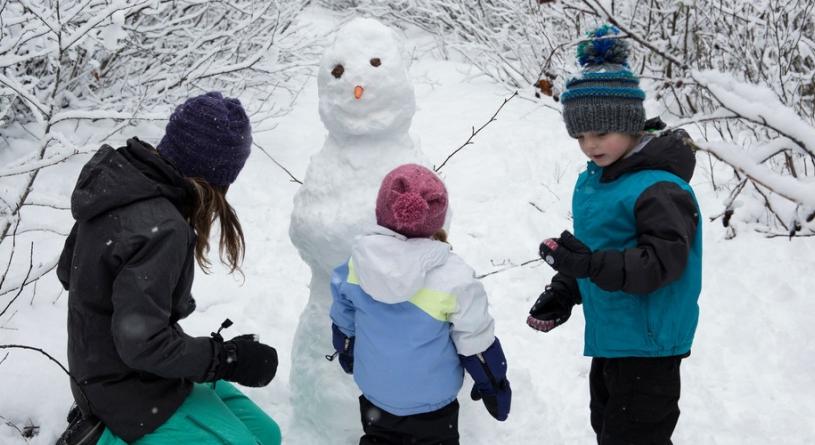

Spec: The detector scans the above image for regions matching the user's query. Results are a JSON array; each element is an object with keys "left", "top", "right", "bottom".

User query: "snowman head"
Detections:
[{"left": 318, "top": 18, "right": 416, "bottom": 138}]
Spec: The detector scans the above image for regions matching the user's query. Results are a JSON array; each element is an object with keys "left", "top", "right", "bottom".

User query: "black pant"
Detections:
[
  {"left": 590, "top": 355, "right": 684, "bottom": 445},
  {"left": 358, "top": 395, "right": 460, "bottom": 445}
]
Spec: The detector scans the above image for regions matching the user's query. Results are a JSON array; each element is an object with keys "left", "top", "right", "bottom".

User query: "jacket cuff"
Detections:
[
  {"left": 459, "top": 337, "right": 508, "bottom": 390},
  {"left": 588, "top": 250, "right": 625, "bottom": 292}
]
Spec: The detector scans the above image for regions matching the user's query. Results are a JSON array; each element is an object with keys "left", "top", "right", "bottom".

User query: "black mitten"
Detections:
[
  {"left": 214, "top": 334, "right": 278, "bottom": 387},
  {"left": 539, "top": 230, "right": 593, "bottom": 278},
  {"left": 527, "top": 286, "right": 574, "bottom": 332}
]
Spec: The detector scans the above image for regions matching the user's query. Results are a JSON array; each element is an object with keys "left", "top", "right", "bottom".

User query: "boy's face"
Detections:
[{"left": 576, "top": 132, "right": 639, "bottom": 167}]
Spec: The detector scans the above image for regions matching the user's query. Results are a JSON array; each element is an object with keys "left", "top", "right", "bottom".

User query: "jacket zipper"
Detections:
[{"left": 477, "top": 353, "right": 499, "bottom": 387}]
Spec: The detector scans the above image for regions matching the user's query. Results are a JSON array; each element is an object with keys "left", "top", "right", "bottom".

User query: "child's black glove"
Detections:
[
  {"left": 213, "top": 334, "right": 278, "bottom": 387},
  {"left": 539, "top": 230, "right": 593, "bottom": 278},
  {"left": 527, "top": 285, "right": 574, "bottom": 332}
]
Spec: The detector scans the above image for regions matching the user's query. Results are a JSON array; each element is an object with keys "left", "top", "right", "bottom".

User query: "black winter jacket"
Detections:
[{"left": 57, "top": 138, "right": 218, "bottom": 442}]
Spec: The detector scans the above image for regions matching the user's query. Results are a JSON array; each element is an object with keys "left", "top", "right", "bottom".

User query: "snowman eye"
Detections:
[
  {"left": 331, "top": 64, "right": 344, "bottom": 79},
  {"left": 370, "top": 58, "right": 381, "bottom": 67}
]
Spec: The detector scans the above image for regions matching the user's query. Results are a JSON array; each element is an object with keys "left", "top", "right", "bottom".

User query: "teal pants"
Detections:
[{"left": 97, "top": 382, "right": 282, "bottom": 445}]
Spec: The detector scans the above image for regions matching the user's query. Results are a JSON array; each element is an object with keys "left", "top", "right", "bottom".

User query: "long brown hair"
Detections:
[{"left": 186, "top": 177, "right": 245, "bottom": 275}]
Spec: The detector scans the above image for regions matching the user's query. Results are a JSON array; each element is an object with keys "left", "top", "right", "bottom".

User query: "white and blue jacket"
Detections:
[{"left": 330, "top": 225, "right": 495, "bottom": 416}]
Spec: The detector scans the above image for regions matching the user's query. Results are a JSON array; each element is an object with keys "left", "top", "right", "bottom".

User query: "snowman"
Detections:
[{"left": 288, "top": 18, "right": 435, "bottom": 440}]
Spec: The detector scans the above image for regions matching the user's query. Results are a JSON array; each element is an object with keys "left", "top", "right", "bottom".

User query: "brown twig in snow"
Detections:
[{"left": 435, "top": 91, "right": 519, "bottom": 172}]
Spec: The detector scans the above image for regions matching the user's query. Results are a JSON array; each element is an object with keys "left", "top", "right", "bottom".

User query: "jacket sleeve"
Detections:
[
  {"left": 329, "top": 263, "right": 355, "bottom": 337},
  {"left": 56, "top": 223, "right": 78, "bottom": 291},
  {"left": 110, "top": 218, "right": 214, "bottom": 381},
  {"left": 588, "top": 182, "right": 699, "bottom": 294},
  {"left": 448, "top": 277, "right": 495, "bottom": 357}
]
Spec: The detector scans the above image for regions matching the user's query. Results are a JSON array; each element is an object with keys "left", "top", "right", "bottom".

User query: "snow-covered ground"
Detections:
[{"left": 1, "top": 7, "right": 814, "bottom": 445}]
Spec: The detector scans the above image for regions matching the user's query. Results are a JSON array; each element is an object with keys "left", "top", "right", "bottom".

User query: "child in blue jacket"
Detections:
[
  {"left": 527, "top": 26, "right": 702, "bottom": 444},
  {"left": 330, "top": 164, "right": 511, "bottom": 444}
]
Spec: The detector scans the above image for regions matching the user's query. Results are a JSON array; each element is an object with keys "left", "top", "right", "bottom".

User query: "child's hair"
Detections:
[
  {"left": 187, "top": 177, "right": 245, "bottom": 275},
  {"left": 432, "top": 229, "right": 449, "bottom": 244}
]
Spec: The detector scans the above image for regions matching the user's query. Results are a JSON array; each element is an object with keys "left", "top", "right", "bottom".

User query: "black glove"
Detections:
[
  {"left": 214, "top": 334, "right": 278, "bottom": 387},
  {"left": 527, "top": 285, "right": 575, "bottom": 332},
  {"left": 539, "top": 230, "right": 593, "bottom": 278}
]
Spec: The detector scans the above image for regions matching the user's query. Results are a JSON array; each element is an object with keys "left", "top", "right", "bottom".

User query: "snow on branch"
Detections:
[
  {"left": 0, "top": 147, "right": 94, "bottom": 178},
  {"left": 0, "top": 0, "right": 317, "bottom": 249},
  {"left": 697, "top": 141, "right": 815, "bottom": 208},
  {"left": 693, "top": 70, "right": 815, "bottom": 160}
]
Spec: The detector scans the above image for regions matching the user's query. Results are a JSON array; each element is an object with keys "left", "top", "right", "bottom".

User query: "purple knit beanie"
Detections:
[
  {"left": 376, "top": 164, "right": 448, "bottom": 238},
  {"left": 157, "top": 92, "right": 252, "bottom": 186}
]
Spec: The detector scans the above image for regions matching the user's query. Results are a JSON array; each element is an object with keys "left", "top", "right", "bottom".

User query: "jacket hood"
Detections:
[
  {"left": 602, "top": 129, "right": 697, "bottom": 183},
  {"left": 71, "top": 138, "right": 192, "bottom": 222},
  {"left": 351, "top": 225, "right": 451, "bottom": 304}
]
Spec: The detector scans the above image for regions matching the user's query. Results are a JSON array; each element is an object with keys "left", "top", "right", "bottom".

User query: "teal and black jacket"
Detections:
[{"left": 570, "top": 129, "right": 702, "bottom": 358}]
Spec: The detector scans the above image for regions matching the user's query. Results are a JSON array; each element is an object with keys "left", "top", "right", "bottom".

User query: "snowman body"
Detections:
[{"left": 288, "top": 18, "right": 431, "bottom": 439}]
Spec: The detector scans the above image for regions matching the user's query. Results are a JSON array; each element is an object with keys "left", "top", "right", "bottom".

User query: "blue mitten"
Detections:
[
  {"left": 331, "top": 323, "right": 354, "bottom": 374},
  {"left": 460, "top": 338, "right": 511, "bottom": 421}
]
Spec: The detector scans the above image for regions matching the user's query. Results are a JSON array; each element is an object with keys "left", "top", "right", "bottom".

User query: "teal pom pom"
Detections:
[{"left": 576, "top": 24, "right": 630, "bottom": 67}]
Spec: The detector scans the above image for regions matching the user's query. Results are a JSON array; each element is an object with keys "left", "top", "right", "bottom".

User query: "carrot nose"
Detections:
[{"left": 354, "top": 85, "right": 364, "bottom": 100}]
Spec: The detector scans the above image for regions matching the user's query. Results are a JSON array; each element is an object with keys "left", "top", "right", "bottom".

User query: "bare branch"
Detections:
[
  {"left": 61, "top": 0, "right": 154, "bottom": 51},
  {"left": 435, "top": 91, "right": 518, "bottom": 172},
  {"left": 0, "top": 344, "right": 74, "bottom": 385},
  {"left": 0, "top": 219, "right": 20, "bottom": 293},
  {"left": 253, "top": 141, "right": 303, "bottom": 185},
  {"left": 477, "top": 257, "right": 543, "bottom": 279},
  {"left": 0, "top": 256, "right": 58, "bottom": 301},
  {"left": 0, "top": 148, "right": 94, "bottom": 178},
  {"left": 0, "top": 242, "right": 33, "bottom": 319}
]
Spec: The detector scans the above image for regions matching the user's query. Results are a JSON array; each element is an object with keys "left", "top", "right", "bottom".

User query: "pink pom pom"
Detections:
[{"left": 391, "top": 192, "right": 429, "bottom": 230}]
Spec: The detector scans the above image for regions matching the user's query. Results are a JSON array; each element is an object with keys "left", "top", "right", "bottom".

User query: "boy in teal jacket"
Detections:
[{"left": 527, "top": 25, "right": 702, "bottom": 444}]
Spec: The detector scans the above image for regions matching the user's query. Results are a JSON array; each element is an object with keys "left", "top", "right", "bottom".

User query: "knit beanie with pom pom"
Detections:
[
  {"left": 561, "top": 24, "right": 645, "bottom": 137},
  {"left": 375, "top": 164, "right": 447, "bottom": 238}
]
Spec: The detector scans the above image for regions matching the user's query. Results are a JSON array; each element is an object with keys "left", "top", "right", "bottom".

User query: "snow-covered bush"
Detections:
[
  {"left": 0, "top": 0, "right": 316, "bottom": 307},
  {"left": 355, "top": 0, "right": 815, "bottom": 238}
]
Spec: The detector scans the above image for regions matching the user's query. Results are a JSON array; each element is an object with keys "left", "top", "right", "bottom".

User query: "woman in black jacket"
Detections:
[{"left": 56, "top": 92, "right": 281, "bottom": 444}]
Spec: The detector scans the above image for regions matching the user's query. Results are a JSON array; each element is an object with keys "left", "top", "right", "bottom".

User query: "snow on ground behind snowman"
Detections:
[{"left": 1, "top": 7, "right": 814, "bottom": 444}]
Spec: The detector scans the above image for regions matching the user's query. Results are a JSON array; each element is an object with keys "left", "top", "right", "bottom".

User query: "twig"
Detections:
[
  {"left": 0, "top": 242, "right": 34, "bottom": 318},
  {"left": 0, "top": 148, "right": 94, "bottom": 178},
  {"left": 0, "top": 344, "right": 94, "bottom": 420},
  {"left": 529, "top": 202, "right": 545, "bottom": 213},
  {"left": 0, "top": 344, "right": 74, "bottom": 385},
  {"left": 0, "top": 351, "right": 8, "bottom": 366},
  {"left": 435, "top": 91, "right": 518, "bottom": 172},
  {"left": 477, "top": 258, "right": 543, "bottom": 279},
  {"left": 0, "top": 219, "right": 20, "bottom": 292},
  {"left": 755, "top": 228, "right": 815, "bottom": 238},
  {"left": 253, "top": 141, "right": 303, "bottom": 184},
  {"left": 52, "top": 288, "right": 64, "bottom": 305},
  {"left": 0, "top": 258, "right": 58, "bottom": 299},
  {"left": 29, "top": 280, "right": 37, "bottom": 306},
  {"left": 0, "top": 415, "right": 24, "bottom": 437}
]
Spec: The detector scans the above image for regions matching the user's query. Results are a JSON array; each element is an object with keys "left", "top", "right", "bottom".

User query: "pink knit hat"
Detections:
[{"left": 376, "top": 164, "right": 448, "bottom": 238}]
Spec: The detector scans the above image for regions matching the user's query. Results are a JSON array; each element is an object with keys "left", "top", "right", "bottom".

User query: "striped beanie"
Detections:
[{"left": 561, "top": 25, "right": 645, "bottom": 137}]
